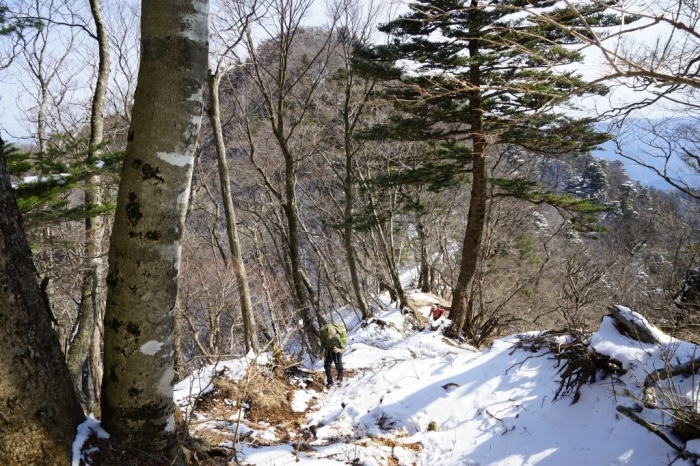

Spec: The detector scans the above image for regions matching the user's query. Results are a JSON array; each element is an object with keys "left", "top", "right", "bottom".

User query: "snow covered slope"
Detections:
[
  {"left": 163, "top": 303, "right": 700, "bottom": 466},
  {"left": 70, "top": 301, "right": 697, "bottom": 465}
]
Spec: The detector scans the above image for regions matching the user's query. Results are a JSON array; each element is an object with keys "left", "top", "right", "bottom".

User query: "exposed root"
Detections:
[
  {"left": 508, "top": 330, "right": 625, "bottom": 405},
  {"left": 551, "top": 336, "right": 625, "bottom": 404}
]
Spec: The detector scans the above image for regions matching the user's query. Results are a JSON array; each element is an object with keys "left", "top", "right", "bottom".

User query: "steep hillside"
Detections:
[{"left": 74, "top": 295, "right": 700, "bottom": 466}]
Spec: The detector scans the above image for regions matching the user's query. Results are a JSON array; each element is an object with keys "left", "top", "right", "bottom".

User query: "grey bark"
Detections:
[
  {"left": 0, "top": 137, "right": 84, "bottom": 465},
  {"left": 100, "top": 0, "right": 208, "bottom": 460},
  {"left": 67, "top": 0, "right": 111, "bottom": 413},
  {"left": 89, "top": 319, "right": 103, "bottom": 408},
  {"left": 207, "top": 70, "right": 260, "bottom": 353},
  {"left": 173, "top": 307, "right": 186, "bottom": 382},
  {"left": 340, "top": 52, "right": 372, "bottom": 321}
]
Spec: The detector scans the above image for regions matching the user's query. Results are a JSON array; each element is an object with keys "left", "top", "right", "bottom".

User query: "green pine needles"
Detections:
[
  {"left": 354, "top": 0, "right": 623, "bottom": 217},
  {"left": 6, "top": 138, "right": 121, "bottom": 227}
]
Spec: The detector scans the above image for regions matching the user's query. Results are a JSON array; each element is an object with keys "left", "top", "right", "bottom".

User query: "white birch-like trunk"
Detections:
[
  {"left": 100, "top": 0, "right": 208, "bottom": 459},
  {"left": 67, "top": 0, "right": 111, "bottom": 413},
  {"left": 207, "top": 71, "right": 260, "bottom": 353}
]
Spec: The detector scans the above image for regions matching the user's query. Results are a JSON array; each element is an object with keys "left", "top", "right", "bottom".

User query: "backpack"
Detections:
[
  {"left": 321, "top": 322, "right": 347, "bottom": 350},
  {"left": 333, "top": 322, "right": 347, "bottom": 348}
]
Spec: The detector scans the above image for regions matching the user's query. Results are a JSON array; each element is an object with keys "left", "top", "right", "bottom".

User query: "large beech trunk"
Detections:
[
  {"left": 0, "top": 138, "right": 84, "bottom": 465},
  {"left": 100, "top": 0, "right": 209, "bottom": 460}
]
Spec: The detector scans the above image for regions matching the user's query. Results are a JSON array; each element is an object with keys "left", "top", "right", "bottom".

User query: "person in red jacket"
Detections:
[{"left": 429, "top": 304, "right": 446, "bottom": 321}]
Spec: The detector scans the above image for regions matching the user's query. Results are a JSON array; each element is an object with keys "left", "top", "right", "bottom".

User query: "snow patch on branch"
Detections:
[{"left": 140, "top": 340, "right": 164, "bottom": 355}]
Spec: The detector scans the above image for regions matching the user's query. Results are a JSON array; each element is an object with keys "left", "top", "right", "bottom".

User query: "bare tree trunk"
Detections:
[
  {"left": 89, "top": 318, "right": 104, "bottom": 408},
  {"left": 330, "top": 0, "right": 382, "bottom": 321},
  {"left": 207, "top": 71, "right": 260, "bottom": 353},
  {"left": 371, "top": 212, "right": 406, "bottom": 309},
  {"left": 37, "top": 86, "right": 48, "bottom": 156},
  {"left": 418, "top": 220, "right": 430, "bottom": 293},
  {"left": 67, "top": 0, "right": 111, "bottom": 413},
  {"left": 284, "top": 185, "right": 320, "bottom": 346},
  {"left": 0, "top": 137, "right": 84, "bottom": 465},
  {"left": 173, "top": 307, "right": 186, "bottom": 382},
  {"left": 241, "top": 0, "right": 339, "bottom": 350},
  {"left": 342, "top": 100, "right": 371, "bottom": 320},
  {"left": 253, "top": 232, "right": 279, "bottom": 341},
  {"left": 385, "top": 238, "right": 407, "bottom": 310},
  {"left": 100, "top": 0, "right": 208, "bottom": 460}
]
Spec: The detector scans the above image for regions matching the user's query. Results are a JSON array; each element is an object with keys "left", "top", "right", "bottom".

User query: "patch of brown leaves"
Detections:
[
  {"left": 367, "top": 435, "right": 422, "bottom": 452},
  {"left": 188, "top": 361, "right": 333, "bottom": 448}
]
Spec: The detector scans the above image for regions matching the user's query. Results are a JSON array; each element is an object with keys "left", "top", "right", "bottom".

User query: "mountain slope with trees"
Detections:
[{"left": 2, "top": 0, "right": 700, "bottom": 463}]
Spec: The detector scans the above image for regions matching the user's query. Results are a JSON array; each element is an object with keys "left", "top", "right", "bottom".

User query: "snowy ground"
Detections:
[
  {"left": 74, "top": 298, "right": 700, "bottom": 465},
  {"left": 163, "top": 300, "right": 700, "bottom": 466}
]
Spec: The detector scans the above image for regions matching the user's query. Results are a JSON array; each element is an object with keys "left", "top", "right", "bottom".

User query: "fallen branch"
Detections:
[
  {"left": 551, "top": 336, "right": 625, "bottom": 404},
  {"left": 643, "top": 356, "right": 700, "bottom": 409},
  {"left": 609, "top": 305, "right": 660, "bottom": 345},
  {"left": 505, "top": 353, "right": 549, "bottom": 375},
  {"left": 616, "top": 406, "right": 691, "bottom": 459},
  {"left": 483, "top": 408, "right": 514, "bottom": 435}
]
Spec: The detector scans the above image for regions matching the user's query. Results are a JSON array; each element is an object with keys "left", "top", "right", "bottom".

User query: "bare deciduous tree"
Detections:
[
  {"left": 206, "top": 0, "right": 261, "bottom": 353},
  {"left": 234, "top": 0, "right": 341, "bottom": 350}
]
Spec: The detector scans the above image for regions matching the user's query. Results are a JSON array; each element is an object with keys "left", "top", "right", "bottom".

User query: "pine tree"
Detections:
[
  {"left": 355, "top": 0, "right": 622, "bottom": 340},
  {"left": 584, "top": 159, "right": 609, "bottom": 199},
  {"left": 9, "top": 138, "right": 120, "bottom": 227}
]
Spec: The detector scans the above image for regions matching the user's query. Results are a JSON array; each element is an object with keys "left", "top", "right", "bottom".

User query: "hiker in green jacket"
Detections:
[{"left": 320, "top": 322, "right": 346, "bottom": 388}]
